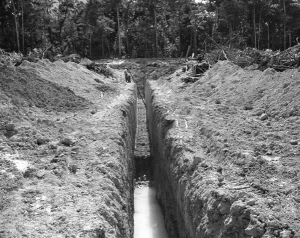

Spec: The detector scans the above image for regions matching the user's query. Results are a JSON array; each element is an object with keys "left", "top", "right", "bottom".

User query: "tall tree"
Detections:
[
  {"left": 11, "top": 0, "right": 20, "bottom": 52},
  {"left": 283, "top": 0, "right": 287, "bottom": 49}
]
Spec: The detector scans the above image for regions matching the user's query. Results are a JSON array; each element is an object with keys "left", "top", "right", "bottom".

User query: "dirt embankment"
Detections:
[
  {"left": 0, "top": 60, "right": 137, "bottom": 237},
  {"left": 1, "top": 57, "right": 299, "bottom": 238},
  {"left": 145, "top": 61, "right": 300, "bottom": 238}
]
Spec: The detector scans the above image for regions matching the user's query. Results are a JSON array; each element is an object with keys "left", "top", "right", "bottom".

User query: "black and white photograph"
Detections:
[{"left": 0, "top": 0, "right": 300, "bottom": 237}]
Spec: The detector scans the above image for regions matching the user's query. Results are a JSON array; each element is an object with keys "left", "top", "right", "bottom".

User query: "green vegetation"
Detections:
[{"left": 1, "top": 0, "right": 300, "bottom": 58}]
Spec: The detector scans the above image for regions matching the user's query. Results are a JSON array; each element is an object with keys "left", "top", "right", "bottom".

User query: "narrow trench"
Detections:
[{"left": 133, "top": 89, "right": 169, "bottom": 238}]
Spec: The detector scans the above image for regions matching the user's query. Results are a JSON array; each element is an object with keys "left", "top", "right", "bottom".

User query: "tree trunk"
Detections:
[
  {"left": 229, "top": 24, "right": 232, "bottom": 48},
  {"left": 124, "top": 0, "right": 132, "bottom": 56},
  {"left": 271, "top": 27, "right": 275, "bottom": 50},
  {"left": 212, "top": 7, "right": 218, "bottom": 41},
  {"left": 190, "top": 29, "right": 193, "bottom": 52},
  {"left": 267, "top": 23, "right": 270, "bottom": 49},
  {"left": 117, "top": 3, "right": 121, "bottom": 56},
  {"left": 253, "top": 4, "right": 256, "bottom": 48},
  {"left": 21, "top": 0, "right": 24, "bottom": 53},
  {"left": 283, "top": 0, "right": 286, "bottom": 50},
  {"left": 194, "top": 28, "right": 197, "bottom": 51},
  {"left": 106, "top": 38, "right": 111, "bottom": 56},
  {"left": 258, "top": 11, "right": 261, "bottom": 49},
  {"left": 59, "top": 13, "right": 68, "bottom": 45},
  {"left": 11, "top": 0, "right": 20, "bottom": 52},
  {"left": 126, "top": 18, "right": 129, "bottom": 56},
  {"left": 89, "top": 34, "right": 92, "bottom": 58},
  {"left": 102, "top": 35, "right": 105, "bottom": 58},
  {"left": 177, "top": 4, "right": 182, "bottom": 55},
  {"left": 154, "top": 8, "right": 158, "bottom": 57},
  {"left": 178, "top": 28, "right": 181, "bottom": 55},
  {"left": 186, "top": 45, "right": 191, "bottom": 58}
]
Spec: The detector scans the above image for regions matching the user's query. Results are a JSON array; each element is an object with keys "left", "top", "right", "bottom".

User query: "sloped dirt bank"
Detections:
[
  {"left": 145, "top": 61, "right": 300, "bottom": 238},
  {"left": 0, "top": 60, "right": 137, "bottom": 237}
]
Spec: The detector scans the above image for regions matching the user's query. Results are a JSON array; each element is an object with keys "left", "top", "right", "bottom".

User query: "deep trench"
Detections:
[
  {"left": 133, "top": 80, "right": 169, "bottom": 238},
  {"left": 127, "top": 63, "right": 298, "bottom": 238},
  {"left": 134, "top": 97, "right": 152, "bottom": 183}
]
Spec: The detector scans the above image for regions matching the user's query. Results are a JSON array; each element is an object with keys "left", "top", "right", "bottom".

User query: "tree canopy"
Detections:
[{"left": 1, "top": 0, "right": 300, "bottom": 58}]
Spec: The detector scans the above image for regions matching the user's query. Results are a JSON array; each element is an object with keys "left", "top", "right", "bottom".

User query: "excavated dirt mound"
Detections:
[
  {"left": 146, "top": 60, "right": 300, "bottom": 237},
  {"left": 0, "top": 65, "right": 88, "bottom": 111},
  {"left": 0, "top": 60, "right": 137, "bottom": 238}
]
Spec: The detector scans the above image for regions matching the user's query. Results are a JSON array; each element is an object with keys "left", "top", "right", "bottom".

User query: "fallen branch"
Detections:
[{"left": 222, "top": 49, "right": 228, "bottom": 60}]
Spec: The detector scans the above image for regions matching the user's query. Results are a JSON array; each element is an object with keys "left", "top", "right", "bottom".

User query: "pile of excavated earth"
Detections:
[
  {"left": 146, "top": 60, "right": 300, "bottom": 238},
  {"left": 0, "top": 59, "right": 137, "bottom": 237},
  {"left": 0, "top": 57, "right": 299, "bottom": 238}
]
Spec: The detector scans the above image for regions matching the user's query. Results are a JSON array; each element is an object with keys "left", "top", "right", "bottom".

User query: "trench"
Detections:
[
  {"left": 127, "top": 62, "right": 297, "bottom": 238},
  {"left": 133, "top": 87, "right": 169, "bottom": 238},
  {"left": 131, "top": 64, "right": 234, "bottom": 238},
  {"left": 141, "top": 73, "right": 259, "bottom": 238}
]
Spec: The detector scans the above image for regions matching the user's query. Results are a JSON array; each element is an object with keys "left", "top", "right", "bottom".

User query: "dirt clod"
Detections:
[
  {"left": 6, "top": 123, "right": 15, "bottom": 131},
  {"left": 60, "top": 138, "right": 73, "bottom": 146},
  {"left": 290, "top": 140, "right": 298, "bottom": 145},
  {"left": 260, "top": 113, "right": 268, "bottom": 120},
  {"left": 36, "top": 137, "right": 49, "bottom": 145},
  {"left": 68, "top": 164, "right": 78, "bottom": 174},
  {"left": 244, "top": 104, "right": 253, "bottom": 110}
]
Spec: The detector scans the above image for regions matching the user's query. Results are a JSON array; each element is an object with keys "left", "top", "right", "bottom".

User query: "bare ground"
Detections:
[
  {"left": 146, "top": 60, "right": 300, "bottom": 237},
  {"left": 0, "top": 59, "right": 136, "bottom": 238},
  {"left": 1, "top": 57, "right": 300, "bottom": 238}
]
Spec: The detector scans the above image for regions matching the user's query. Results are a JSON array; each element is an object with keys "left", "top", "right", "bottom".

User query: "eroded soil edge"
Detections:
[
  {"left": 0, "top": 60, "right": 137, "bottom": 238},
  {"left": 145, "top": 61, "right": 300, "bottom": 238}
]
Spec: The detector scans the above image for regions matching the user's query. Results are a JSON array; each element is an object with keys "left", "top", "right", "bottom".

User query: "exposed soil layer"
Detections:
[
  {"left": 0, "top": 60, "right": 137, "bottom": 238},
  {"left": 145, "top": 61, "right": 300, "bottom": 238}
]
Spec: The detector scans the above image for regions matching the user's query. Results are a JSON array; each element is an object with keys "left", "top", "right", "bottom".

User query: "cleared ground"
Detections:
[
  {"left": 0, "top": 59, "right": 137, "bottom": 237},
  {"left": 146, "top": 60, "right": 300, "bottom": 237},
  {"left": 0, "top": 58, "right": 299, "bottom": 238}
]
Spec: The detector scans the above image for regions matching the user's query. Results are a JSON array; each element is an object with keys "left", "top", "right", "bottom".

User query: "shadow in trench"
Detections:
[{"left": 134, "top": 155, "right": 153, "bottom": 182}]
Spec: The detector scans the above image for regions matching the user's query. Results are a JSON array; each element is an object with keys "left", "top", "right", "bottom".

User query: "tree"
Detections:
[
  {"left": 11, "top": 0, "right": 21, "bottom": 52},
  {"left": 1, "top": 0, "right": 300, "bottom": 57}
]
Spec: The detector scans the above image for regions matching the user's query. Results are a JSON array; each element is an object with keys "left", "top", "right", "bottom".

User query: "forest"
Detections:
[{"left": 1, "top": 0, "right": 300, "bottom": 59}]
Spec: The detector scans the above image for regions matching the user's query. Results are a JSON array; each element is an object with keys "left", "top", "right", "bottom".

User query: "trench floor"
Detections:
[
  {"left": 133, "top": 95, "right": 169, "bottom": 238},
  {"left": 134, "top": 98, "right": 152, "bottom": 182}
]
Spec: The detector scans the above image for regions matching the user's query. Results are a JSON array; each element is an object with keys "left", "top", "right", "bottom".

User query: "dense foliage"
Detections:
[{"left": 1, "top": 0, "right": 300, "bottom": 58}]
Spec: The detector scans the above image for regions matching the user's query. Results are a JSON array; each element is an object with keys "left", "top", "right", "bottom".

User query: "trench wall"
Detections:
[
  {"left": 118, "top": 87, "right": 137, "bottom": 237},
  {"left": 100, "top": 85, "right": 138, "bottom": 238},
  {"left": 63, "top": 86, "right": 138, "bottom": 238},
  {"left": 145, "top": 80, "right": 274, "bottom": 238},
  {"left": 145, "top": 81, "right": 190, "bottom": 237}
]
